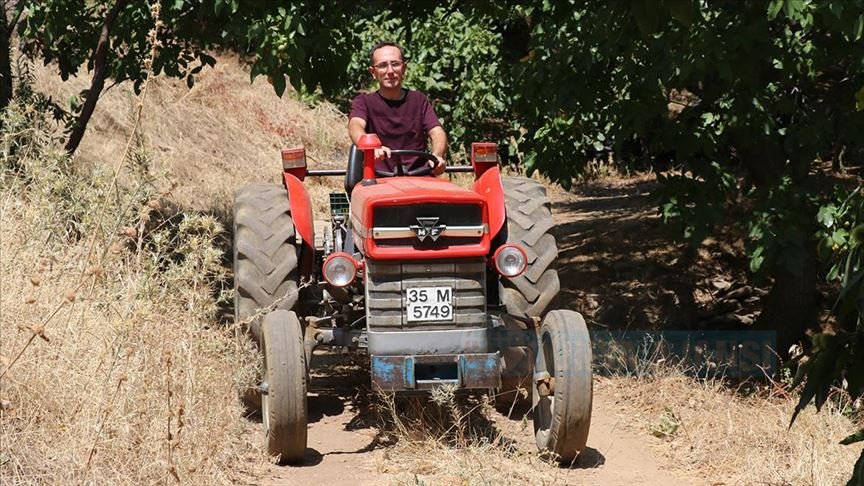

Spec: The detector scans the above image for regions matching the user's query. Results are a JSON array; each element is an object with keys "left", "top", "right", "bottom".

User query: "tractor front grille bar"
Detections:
[{"left": 371, "top": 224, "right": 487, "bottom": 240}]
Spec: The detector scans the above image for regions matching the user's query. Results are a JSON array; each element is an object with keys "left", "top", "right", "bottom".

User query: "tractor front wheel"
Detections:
[
  {"left": 533, "top": 310, "right": 592, "bottom": 462},
  {"left": 261, "top": 309, "right": 307, "bottom": 464}
]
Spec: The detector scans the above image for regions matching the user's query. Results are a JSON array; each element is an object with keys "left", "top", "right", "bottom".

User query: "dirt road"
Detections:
[
  {"left": 257, "top": 181, "right": 703, "bottom": 485},
  {"left": 257, "top": 356, "right": 697, "bottom": 485}
]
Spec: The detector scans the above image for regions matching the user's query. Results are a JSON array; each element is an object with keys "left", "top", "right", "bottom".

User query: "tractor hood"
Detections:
[{"left": 350, "top": 177, "right": 490, "bottom": 260}]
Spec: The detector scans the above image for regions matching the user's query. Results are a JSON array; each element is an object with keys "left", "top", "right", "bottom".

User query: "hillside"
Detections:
[
  {"left": 33, "top": 53, "right": 349, "bottom": 216},
  {"left": 0, "top": 54, "right": 861, "bottom": 485}
]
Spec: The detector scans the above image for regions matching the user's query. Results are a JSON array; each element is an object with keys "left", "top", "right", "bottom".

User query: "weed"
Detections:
[{"left": 649, "top": 407, "right": 682, "bottom": 439}]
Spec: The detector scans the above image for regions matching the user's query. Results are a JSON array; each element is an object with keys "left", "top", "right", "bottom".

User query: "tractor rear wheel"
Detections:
[
  {"left": 233, "top": 183, "right": 300, "bottom": 344},
  {"left": 497, "top": 177, "right": 560, "bottom": 406},
  {"left": 261, "top": 309, "right": 308, "bottom": 464},
  {"left": 500, "top": 176, "right": 560, "bottom": 318},
  {"left": 533, "top": 310, "right": 592, "bottom": 462}
]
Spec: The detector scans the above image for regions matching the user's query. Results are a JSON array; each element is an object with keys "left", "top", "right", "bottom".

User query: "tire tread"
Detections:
[
  {"left": 533, "top": 310, "right": 592, "bottom": 461},
  {"left": 233, "top": 183, "right": 300, "bottom": 343},
  {"left": 500, "top": 177, "right": 560, "bottom": 320},
  {"left": 262, "top": 310, "right": 307, "bottom": 463}
]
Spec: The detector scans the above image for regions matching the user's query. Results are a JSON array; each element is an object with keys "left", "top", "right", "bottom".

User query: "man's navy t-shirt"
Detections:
[{"left": 349, "top": 89, "right": 441, "bottom": 173}]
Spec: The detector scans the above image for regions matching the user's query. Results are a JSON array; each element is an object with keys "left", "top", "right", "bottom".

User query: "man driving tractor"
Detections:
[
  {"left": 234, "top": 38, "right": 592, "bottom": 466},
  {"left": 347, "top": 41, "right": 448, "bottom": 176}
]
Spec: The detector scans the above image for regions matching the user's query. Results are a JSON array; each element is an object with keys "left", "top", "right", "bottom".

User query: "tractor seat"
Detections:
[{"left": 345, "top": 144, "right": 364, "bottom": 195}]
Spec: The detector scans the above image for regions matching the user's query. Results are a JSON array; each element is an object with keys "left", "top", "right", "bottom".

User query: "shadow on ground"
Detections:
[{"left": 553, "top": 177, "right": 752, "bottom": 332}]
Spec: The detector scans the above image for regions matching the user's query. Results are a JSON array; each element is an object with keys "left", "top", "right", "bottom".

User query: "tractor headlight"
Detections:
[
  {"left": 493, "top": 244, "right": 527, "bottom": 278},
  {"left": 322, "top": 252, "right": 358, "bottom": 287}
]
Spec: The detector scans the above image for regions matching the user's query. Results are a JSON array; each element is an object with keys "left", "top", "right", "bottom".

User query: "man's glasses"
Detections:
[{"left": 372, "top": 60, "right": 405, "bottom": 71}]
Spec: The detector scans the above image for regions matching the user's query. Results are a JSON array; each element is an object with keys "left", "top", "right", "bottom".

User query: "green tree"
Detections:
[
  {"left": 8, "top": 0, "right": 377, "bottom": 154},
  {"left": 340, "top": 6, "right": 512, "bottom": 157},
  {"left": 798, "top": 187, "right": 864, "bottom": 485},
  {"left": 508, "top": 0, "right": 864, "bottom": 351},
  {"left": 327, "top": 0, "right": 863, "bottom": 351}
]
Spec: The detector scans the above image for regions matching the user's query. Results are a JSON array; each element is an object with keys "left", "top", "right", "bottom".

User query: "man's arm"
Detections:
[
  {"left": 428, "top": 126, "right": 448, "bottom": 175},
  {"left": 348, "top": 117, "right": 367, "bottom": 146},
  {"left": 349, "top": 116, "right": 390, "bottom": 160}
]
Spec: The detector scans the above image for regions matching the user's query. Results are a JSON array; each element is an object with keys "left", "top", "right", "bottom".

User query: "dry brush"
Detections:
[{"left": 0, "top": 94, "right": 262, "bottom": 484}]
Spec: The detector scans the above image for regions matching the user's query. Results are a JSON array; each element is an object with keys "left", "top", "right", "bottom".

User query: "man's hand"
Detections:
[
  {"left": 374, "top": 146, "right": 392, "bottom": 161},
  {"left": 429, "top": 155, "right": 446, "bottom": 176}
]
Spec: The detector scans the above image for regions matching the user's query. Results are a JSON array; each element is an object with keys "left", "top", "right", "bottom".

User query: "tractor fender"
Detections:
[
  {"left": 472, "top": 166, "right": 507, "bottom": 243},
  {"left": 283, "top": 172, "right": 315, "bottom": 278}
]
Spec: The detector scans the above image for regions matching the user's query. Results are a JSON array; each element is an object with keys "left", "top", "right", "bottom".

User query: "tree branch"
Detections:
[
  {"left": 65, "top": 0, "right": 128, "bottom": 156},
  {"left": 6, "top": 0, "right": 28, "bottom": 38}
]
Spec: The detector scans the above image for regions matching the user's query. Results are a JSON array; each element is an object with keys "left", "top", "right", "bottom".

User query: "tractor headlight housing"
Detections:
[
  {"left": 322, "top": 252, "right": 358, "bottom": 287},
  {"left": 493, "top": 244, "right": 527, "bottom": 278}
]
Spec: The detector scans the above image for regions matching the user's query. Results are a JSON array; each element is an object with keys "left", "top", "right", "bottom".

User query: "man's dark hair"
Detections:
[{"left": 369, "top": 41, "right": 405, "bottom": 65}]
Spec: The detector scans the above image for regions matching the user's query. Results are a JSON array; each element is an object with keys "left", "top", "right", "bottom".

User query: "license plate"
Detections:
[{"left": 406, "top": 286, "right": 453, "bottom": 322}]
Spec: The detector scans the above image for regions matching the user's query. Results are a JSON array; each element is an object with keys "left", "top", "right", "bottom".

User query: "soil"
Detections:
[{"left": 256, "top": 175, "right": 719, "bottom": 485}]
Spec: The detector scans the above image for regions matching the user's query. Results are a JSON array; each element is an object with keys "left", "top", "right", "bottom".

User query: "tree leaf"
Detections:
[
  {"left": 271, "top": 73, "right": 286, "bottom": 97},
  {"left": 818, "top": 204, "right": 836, "bottom": 227},
  {"left": 827, "top": 263, "right": 841, "bottom": 281},
  {"left": 856, "top": 86, "right": 864, "bottom": 112},
  {"left": 852, "top": 224, "right": 864, "bottom": 243},
  {"left": 833, "top": 229, "right": 849, "bottom": 247},
  {"left": 784, "top": 0, "right": 804, "bottom": 19},
  {"left": 750, "top": 250, "right": 765, "bottom": 273},
  {"left": 768, "top": 0, "right": 785, "bottom": 20},
  {"left": 841, "top": 428, "right": 864, "bottom": 446},
  {"left": 666, "top": 0, "right": 697, "bottom": 27}
]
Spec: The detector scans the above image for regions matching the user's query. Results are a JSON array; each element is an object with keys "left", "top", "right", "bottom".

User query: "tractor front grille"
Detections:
[
  {"left": 365, "top": 258, "right": 487, "bottom": 331},
  {"left": 372, "top": 204, "right": 482, "bottom": 228},
  {"left": 370, "top": 203, "right": 486, "bottom": 249}
]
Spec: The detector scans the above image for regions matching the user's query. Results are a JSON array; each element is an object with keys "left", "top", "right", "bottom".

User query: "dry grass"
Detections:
[
  {"left": 0, "top": 94, "right": 264, "bottom": 483},
  {"left": 373, "top": 387, "right": 574, "bottom": 485},
  {"left": 598, "top": 364, "right": 862, "bottom": 485}
]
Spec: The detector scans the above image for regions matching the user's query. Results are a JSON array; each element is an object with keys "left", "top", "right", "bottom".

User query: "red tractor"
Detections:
[{"left": 233, "top": 134, "right": 592, "bottom": 464}]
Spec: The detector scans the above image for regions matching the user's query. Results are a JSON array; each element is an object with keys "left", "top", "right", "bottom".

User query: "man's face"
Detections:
[{"left": 369, "top": 45, "right": 405, "bottom": 90}]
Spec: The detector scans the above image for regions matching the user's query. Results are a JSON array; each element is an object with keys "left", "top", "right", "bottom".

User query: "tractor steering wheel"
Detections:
[{"left": 374, "top": 149, "right": 438, "bottom": 178}]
